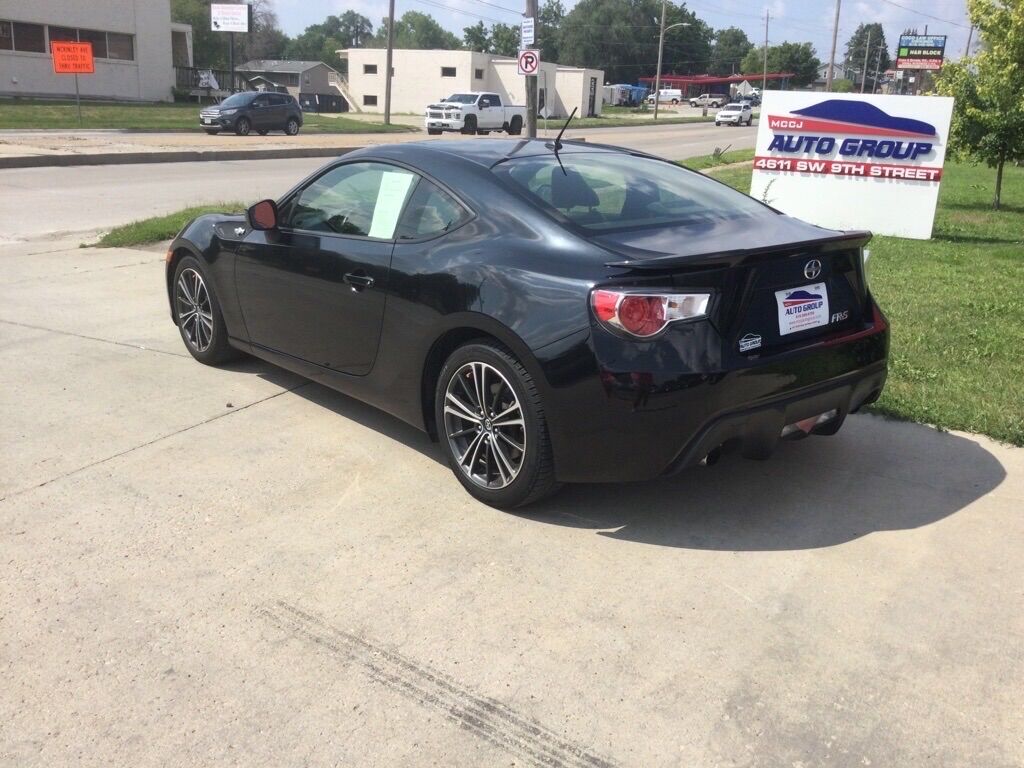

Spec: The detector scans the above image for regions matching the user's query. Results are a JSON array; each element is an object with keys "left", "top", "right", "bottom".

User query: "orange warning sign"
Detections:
[{"left": 52, "top": 42, "right": 94, "bottom": 74}]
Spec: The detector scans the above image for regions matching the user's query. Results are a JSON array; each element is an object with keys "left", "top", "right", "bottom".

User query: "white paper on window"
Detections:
[{"left": 368, "top": 171, "right": 415, "bottom": 239}]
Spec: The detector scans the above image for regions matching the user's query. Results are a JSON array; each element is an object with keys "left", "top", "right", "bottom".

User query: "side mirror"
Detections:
[{"left": 247, "top": 199, "right": 278, "bottom": 230}]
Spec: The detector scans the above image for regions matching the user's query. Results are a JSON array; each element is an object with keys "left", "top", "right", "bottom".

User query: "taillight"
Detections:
[{"left": 591, "top": 289, "right": 710, "bottom": 338}]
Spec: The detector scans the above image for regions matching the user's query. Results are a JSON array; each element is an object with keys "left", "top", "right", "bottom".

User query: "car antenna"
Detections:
[{"left": 552, "top": 107, "right": 577, "bottom": 176}]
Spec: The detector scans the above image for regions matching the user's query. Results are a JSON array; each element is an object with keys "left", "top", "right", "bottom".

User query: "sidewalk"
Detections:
[{"left": 0, "top": 128, "right": 430, "bottom": 169}]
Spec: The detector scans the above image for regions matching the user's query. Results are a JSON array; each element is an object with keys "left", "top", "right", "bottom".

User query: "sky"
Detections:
[{"left": 272, "top": 0, "right": 975, "bottom": 72}]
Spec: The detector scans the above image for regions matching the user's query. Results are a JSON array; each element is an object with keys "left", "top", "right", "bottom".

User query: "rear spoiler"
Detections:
[{"left": 604, "top": 230, "right": 872, "bottom": 270}]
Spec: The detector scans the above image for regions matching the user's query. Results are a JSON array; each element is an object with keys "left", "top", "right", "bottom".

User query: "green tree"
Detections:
[
  {"left": 537, "top": 0, "right": 565, "bottom": 63},
  {"left": 937, "top": 0, "right": 1024, "bottom": 209},
  {"left": 171, "top": 0, "right": 290, "bottom": 69},
  {"left": 286, "top": 12, "right": 374, "bottom": 72},
  {"left": 370, "top": 11, "right": 460, "bottom": 50},
  {"left": 463, "top": 21, "right": 490, "bottom": 52},
  {"left": 741, "top": 42, "right": 820, "bottom": 86},
  {"left": 557, "top": 0, "right": 710, "bottom": 83},
  {"left": 489, "top": 23, "right": 520, "bottom": 57},
  {"left": 832, "top": 77, "right": 855, "bottom": 93},
  {"left": 844, "top": 23, "right": 890, "bottom": 92},
  {"left": 710, "top": 27, "right": 752, "bottom": 76}
]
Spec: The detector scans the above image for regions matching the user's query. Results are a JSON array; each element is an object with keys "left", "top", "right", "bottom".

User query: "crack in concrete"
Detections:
[
  {"left": 0, "top": 381, "right": 312, "bottom": 502},
  {"left": 0, "top": 318, "right": 188, "bottom": 358}
]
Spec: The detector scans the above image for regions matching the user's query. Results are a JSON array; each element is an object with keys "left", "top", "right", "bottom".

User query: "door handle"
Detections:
[{"left": 343, "top": 271, "right": 374, "bottom": 290}]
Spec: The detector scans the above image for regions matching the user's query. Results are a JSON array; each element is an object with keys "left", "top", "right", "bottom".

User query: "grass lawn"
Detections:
[
  {"left": 0, "top": 99, "right": 415, "bottom": 133},
  {"left": 680, "top": 148, "right": 755, "bottom": 171},
  {"left": 569, "top": 114, "right": 714, "bottom": 129},
  {"left": 92, "top": 202, "right": 245, "bottom": 248},
  {"left": 703, "top": 160, "right": 1024, "bottom": 446}
]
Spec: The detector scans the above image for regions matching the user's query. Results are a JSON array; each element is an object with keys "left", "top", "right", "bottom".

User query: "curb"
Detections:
[{"left": 0, "top": 146, "right": 359, "bottom": 169}]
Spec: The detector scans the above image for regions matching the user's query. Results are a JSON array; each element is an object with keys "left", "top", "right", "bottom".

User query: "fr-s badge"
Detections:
[
  {"left": 738, "top": 333, "right": 762, "bottom": 352},
  {"left": 831, "top": 310, "right": 850, "bottom": 323}
]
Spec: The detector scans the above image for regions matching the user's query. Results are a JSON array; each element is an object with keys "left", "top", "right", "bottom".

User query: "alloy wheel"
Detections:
[
  {"left": 175, "top": 268, "right": 214, "bottom": 352},
  {"left": 443, "top": 361, "right": 526, "bottom": 490}
]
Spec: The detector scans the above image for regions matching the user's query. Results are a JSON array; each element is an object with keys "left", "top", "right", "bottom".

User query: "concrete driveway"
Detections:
[{"left": 1, "top": 237, "right": 1022, "bottom": 767}]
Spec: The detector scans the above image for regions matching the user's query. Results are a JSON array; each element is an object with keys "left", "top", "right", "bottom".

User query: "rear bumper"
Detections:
[{"left": 541, "top": 304, "right": 889, "bottom": 483}]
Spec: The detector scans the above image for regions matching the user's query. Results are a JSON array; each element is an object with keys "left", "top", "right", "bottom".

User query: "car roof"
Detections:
[{"left": 356, "top": 138, "right": 644, "bottom": 169}]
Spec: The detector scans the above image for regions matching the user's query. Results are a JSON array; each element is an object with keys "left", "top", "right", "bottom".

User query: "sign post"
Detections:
[
  {"left": 211, "top": 3, "right": 251, "bottom": 93},
  {"left": 51, "top": 41, "right": 94, "bottom": 127}
]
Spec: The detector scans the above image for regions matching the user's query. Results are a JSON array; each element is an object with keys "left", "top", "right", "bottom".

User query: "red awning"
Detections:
[{"left": 638, "top": 73, "right": 795, "bottom": 86}]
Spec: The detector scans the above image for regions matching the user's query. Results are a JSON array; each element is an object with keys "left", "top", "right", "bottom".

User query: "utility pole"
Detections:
[
  {"left": 525, "top": 0, "right": 538, "bottom": 137},
  {"left": 860, "top": 29, "right": 871, "bottom": 93},
  {"left": 653, "top": 0, "right": 667, "bottom": 120},
  {"left": 384, "top": 0, "right": 395, "bottom": 125},
  {"left": 964, "top": 25, "right": 974, "bottom": 58},
  {"left": 762, "top": 9, "right": 769, "bottom": 94},
  {"left": 229, "top": 32, "right": 235, "bottom": 93},
  {"left": 826, "top": 0, "right": 841, "bottom": 91},
  {"left": 872, "top": 43, "right": 883, "bottom": 93}
]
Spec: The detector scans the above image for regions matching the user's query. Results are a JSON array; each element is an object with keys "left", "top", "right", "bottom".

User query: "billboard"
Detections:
[
  {"left": 211, "top": 3, "right": 250, "bottom": 33},
  {"left": 750, "top": 92, "right": 955, "bottom": 240},
  {"left": 896, "top": 35, "right": 946, "bottom": 71}
]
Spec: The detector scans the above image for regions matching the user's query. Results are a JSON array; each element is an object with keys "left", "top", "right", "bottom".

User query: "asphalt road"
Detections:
[
  {"left": 0, "top": 121, "right": 755, "bottom": 241},
  {"left": 1, "top": 234, "right": 1022, "bottom": 766}
]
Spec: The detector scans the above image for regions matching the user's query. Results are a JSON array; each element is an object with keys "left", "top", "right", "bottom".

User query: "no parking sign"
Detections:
[{"left": 517, "top": 50, "right": 540, "bottom": 76}]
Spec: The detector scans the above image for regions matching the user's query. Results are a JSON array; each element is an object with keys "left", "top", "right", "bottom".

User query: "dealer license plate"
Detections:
[{"left": 776, "top": 282, "right": 829, "bottom": 336}]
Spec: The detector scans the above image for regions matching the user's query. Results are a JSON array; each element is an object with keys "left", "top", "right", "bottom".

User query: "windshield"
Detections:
[
  {"left": 220, "top": 92, "right": 254, "bottom": 108},
  {"left": 444, "top": 94, "right": 478, "bottom": 104},
  {"left": 493, "top": 153, "right": 773, "bottom": 232}
]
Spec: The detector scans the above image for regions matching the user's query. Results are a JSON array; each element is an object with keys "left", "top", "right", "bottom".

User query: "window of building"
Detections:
[
  {"left": 0, "top": 21, "right": 12, "bottom": 51},
  {"left": 474, "top": 68, "right": 484, "bottom": 80},
  {"left": 48, "top": 27, "right": 78, "bottom": 48},
  {"left": 107, "top": 32, "right": 133, "bottom": 60},
  {"left": 77, "top": 29, "right": 108, "bottom": 58},
  {"left": 441, "top": 67, "right": 456, "bottom": 77},
  {"left": 363, "top": 94, "right": 378, "bottom": 106},
  {"left": 12, "top": 22, "right": 45, "bottom": 53},
  {"left": 364, "top": 64, "right": 377, "bottom": 74}
]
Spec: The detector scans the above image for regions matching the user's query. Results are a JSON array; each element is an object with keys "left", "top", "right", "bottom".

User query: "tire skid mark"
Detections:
[{"left": 256, "top": 600, "right": 617, "bottom": 768}]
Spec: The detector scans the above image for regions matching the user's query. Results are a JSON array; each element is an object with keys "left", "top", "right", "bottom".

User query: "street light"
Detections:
[{"left": 653, "top": 9, "right": 690, "bottom": 120}]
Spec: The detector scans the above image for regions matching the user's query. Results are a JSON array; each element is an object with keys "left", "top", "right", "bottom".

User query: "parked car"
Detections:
[
  {"left": 738, "top": 94, "right": 761, "bottom": 107},
  {"left": 689, "top": 93, "right": 729, "bottom": 108},
  {"left": 165, "top": 139, "right": 888, "bottom": 508},
  {"left": 199, "top": 91, "right": 303, "bottom": 136},
  {"left": 425, "top": 92, "right": 525, "bottom": 135},
  {"left": 716, "top": 102, "right": 753, "bottom": 126},
  {"left": 645, "top": 88, "right": 683, "bottom": 105}
]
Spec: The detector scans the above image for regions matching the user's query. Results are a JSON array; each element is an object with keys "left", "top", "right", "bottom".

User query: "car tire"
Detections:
[
  {"left": 461, "top": 115, "right": 477, "bottom": 135},
  {"left": 285, "top": 117, "right": 300, "bottom": 136},
  {"left": 427, "top": 128, "right": 442, "bottom": 135},
  {"left": 747, "top": 116, "right": 753, "bottom": 126},
  {"left": 234, "top": 117, "right": 251, "bottom": 136},
  {"left": 671, "top": 98, "right": 679, "bottom": 105},
  {"left": 435, "top": 342, "right": 560, "bottom": 509},
  {"left": 172, "top": 255, "right": 239, "bottom": 366},
  {"left": 715, "top": 121, "right": 720, "bottom": 126},
  {"left": 508, "top": 116, "right": 523, "bottom": 135},
  {"left": 203, "top": 129, "right": 220, "bottom": 135}
]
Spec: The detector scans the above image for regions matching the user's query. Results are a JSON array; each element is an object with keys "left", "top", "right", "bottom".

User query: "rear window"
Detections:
[{"left": 493, "top": 152, "right": 772, "bottom": 232}]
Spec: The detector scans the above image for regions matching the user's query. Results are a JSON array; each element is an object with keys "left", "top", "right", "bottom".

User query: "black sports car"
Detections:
[{"left": 166, "top": 139, "right": 888, "bottom": 507}]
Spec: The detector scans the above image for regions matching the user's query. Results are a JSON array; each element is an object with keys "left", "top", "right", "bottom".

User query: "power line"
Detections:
[{"left": 876, "top": 0, "right": 969, "bottom": 28}]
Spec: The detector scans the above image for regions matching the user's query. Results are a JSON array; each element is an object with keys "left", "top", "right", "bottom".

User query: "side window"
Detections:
[
  {"left": 489, "top": 94, "right": 502, "bottom": 107},
  {"left": 284, "top": 162, "right": 416, "bottom": 238},
  {"left": 269, "top": 94, "right": 286, "bottom": 106},
  {"left": 396, "top": 179, "right": 470, "bottom": 240},
  {"left": 252, "top": 95, "right": 268, "bottom": 108}
]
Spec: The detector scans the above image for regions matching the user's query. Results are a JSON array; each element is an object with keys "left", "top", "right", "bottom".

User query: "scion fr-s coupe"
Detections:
[{"left": 166, "top": 138, "right": 888, "bottom": 508}]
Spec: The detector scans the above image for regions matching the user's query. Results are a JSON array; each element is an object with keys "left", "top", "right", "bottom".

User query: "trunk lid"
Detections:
[{"left": 594, "top": 214, "right": 871, "bottom": 354}]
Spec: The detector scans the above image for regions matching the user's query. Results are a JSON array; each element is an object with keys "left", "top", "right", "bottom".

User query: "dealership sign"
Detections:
[
  {"left": 750, "top": 92, "right": 954, "bottom": 239},
  {"left": 896, "top": 34, "right": 947, "bottom": 71}
]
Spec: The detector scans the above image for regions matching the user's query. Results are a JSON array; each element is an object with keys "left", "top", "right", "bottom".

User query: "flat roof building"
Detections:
[
  {"left": 0, "top": 0, "right": 185, "bottom": 102},
  {"left": 338, "top": 48, "right": 604, "bottom": 119}
]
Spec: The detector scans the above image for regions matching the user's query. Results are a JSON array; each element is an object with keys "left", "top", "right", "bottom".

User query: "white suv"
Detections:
[{"left": 715, "top": 102, "right": 753, "bottom": 126}]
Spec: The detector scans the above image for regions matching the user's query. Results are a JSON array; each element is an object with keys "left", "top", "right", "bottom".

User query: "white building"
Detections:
[
  {"left": 0, "top": 0, "right": 186, "bottom": 102},
  {"left": 338, "top": 48, "right": 604, "bottom": 118}
]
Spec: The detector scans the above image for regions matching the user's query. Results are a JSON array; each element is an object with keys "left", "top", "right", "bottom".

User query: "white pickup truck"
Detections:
[{"left": 425, "top": 92, "right": 525, "bottom": 136}]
